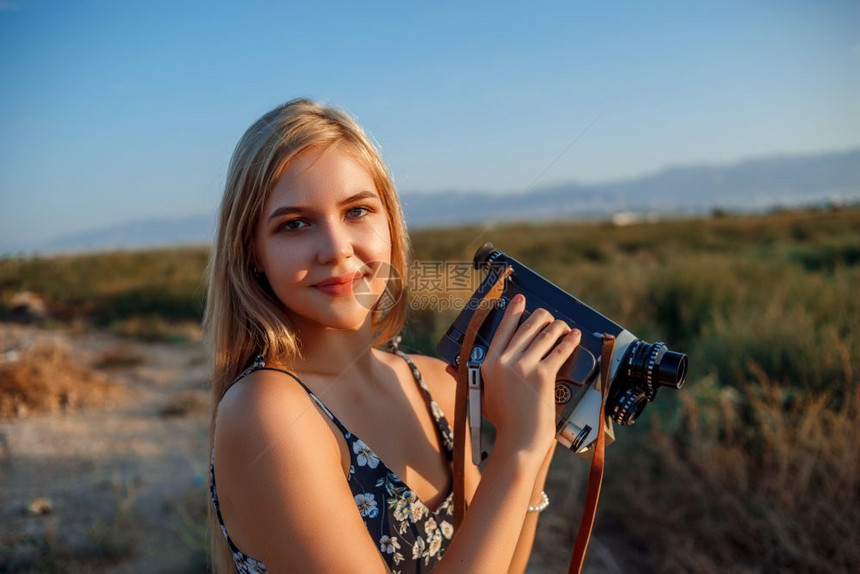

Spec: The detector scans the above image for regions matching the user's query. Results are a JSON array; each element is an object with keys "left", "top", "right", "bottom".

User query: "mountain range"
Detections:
[
  {"left": 402, "top": 148, "right": 859, "bottom": 227},
  {"left": 8, "top": 148, "right": 859, "bottom": 255}
]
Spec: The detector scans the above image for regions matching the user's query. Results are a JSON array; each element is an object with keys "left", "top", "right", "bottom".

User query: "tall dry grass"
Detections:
[{"left": 603, "top": 370, "right": 859, "bottom": 573}]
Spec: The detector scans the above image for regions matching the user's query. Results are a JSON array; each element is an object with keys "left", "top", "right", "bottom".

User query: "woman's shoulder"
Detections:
[
  {"left": 214, "top": 368, "right": 337, "bottom": 461},
  {"left": 217, "top": 368, "right": 311, "bottom": 422}
]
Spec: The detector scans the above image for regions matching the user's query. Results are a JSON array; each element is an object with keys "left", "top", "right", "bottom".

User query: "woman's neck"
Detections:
[{"left": 285, "top": 318, "right": 384, "bottom": 382}]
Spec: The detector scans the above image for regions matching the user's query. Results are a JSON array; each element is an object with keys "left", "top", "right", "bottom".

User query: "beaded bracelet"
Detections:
[{"left": 527, "top": 491, "right": 550, "bottom": 513}]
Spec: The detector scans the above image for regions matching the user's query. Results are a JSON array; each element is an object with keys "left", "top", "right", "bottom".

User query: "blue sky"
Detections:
[{"left": 1, "top": 0, "right": 858, "bottom": 250}]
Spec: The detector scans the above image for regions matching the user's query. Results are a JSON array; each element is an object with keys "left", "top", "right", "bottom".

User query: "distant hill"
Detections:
[
  {"left": 8, "top": 148, "right": 859, "bottom": 254},
  {"left": 401, "top": 148, "right": 860, "bottom": 227},
  {"left": 35, "top": 215, "right": 216, "bottom": 255}
]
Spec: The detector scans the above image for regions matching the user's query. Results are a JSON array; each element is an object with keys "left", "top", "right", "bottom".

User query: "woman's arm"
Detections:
[
  {"left": 431, "top": 435, "right": 550, "bottom": 573},
  {"left": 508, "top": 442, "right": 557, "bottom": 574},
  {"left": 421, "top": 355, "right": 558, "bottom": 572}
]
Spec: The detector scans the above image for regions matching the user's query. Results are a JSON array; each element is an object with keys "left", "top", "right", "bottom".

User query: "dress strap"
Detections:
[
  {"left": 209, "top": 451, "right": 242, "bottom": 554},
  {"left": 226, "top": 353, "right": 267, "bottom": 386}
]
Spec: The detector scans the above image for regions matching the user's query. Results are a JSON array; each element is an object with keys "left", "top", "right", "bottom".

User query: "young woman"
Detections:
[{"left": 205, "top": 98, "right": 582, "bottom": 573}]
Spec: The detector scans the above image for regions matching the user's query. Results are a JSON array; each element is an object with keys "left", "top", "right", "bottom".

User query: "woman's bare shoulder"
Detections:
[
  {"left": 212, "top": 368, "right": 388, "bottom": 571},
  {"left": 213, "top": 368, "right": 343, "bottom": 482},
  {"left": 215, "top": 369, "right": 316, "bottom": 440}
]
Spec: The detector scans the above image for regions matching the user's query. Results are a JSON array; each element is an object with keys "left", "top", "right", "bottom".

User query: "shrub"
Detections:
[{"left": 0, "top": 339, "right": 118, "bottom": 418}]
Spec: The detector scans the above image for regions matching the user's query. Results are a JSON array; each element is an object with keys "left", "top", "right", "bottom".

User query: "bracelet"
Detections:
[{"left": 527, "top": 491, "right": 549, "bottom": 513}]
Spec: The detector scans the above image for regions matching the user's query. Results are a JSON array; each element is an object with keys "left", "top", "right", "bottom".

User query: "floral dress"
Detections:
[{"left": 210, "top": 345, "right": 456, "bottom": 573}]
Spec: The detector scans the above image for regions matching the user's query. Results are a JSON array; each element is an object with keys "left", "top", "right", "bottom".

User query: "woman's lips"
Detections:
[{"left": 313, "top": 272, "right": 366, "bottom": 296}]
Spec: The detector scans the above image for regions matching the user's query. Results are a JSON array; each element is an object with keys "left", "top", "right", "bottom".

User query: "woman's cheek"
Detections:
[{"left": 365, "top": 219, "right": 392, "bottom": 257}]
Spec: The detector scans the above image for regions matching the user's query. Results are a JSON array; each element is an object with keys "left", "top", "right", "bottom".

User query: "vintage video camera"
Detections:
[{"left": 436, "top": 243, "right": 687, "bottom": 461}]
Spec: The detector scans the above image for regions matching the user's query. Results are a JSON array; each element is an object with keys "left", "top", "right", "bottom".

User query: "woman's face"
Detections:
[{"left": 254, "top": 143, "right": 392, "bottom": 335}]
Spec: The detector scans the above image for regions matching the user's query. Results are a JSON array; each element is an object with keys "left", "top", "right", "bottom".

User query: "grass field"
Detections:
[{"left": 1, "top": 206, "right": 857, "bottom": 572}]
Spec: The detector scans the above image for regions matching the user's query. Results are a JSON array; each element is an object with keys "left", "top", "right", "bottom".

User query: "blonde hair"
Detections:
[{"left": 204, "top": 98, "right": 410, "bottom": 572}]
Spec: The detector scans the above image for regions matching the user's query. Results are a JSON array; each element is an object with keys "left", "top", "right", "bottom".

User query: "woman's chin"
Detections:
[{"left": 289, "top": 308, "right": 375, "bottom": 334}]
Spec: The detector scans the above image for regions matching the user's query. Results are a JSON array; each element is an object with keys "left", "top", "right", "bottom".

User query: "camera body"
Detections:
[{"left": 436, "top": 243, "right": 687, "bottom": 455}]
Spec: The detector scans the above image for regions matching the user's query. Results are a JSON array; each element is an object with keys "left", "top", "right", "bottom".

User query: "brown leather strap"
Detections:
[
  {"left": 453, "top": 265, "right": 513, "bottom": 530},
  {"left": 568, "top": 333, "right": 616, "bottom": 574}
]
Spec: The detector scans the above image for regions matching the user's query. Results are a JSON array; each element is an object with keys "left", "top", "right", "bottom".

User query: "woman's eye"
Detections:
[
  {"left": 279, "top": 219, "right": 308, "bottom": 232},
  {"left": 347, "top": 206, "right": 371, "bottom": 218}
]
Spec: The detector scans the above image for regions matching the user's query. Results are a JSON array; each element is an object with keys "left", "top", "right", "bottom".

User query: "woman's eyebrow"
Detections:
[
  {"left": 342, "top": 190, "right": 380, "bottom": 204},
  {"left": 267, "top": 191, "right": 380, "bottom": 221},
  {"left": 267, "top": 205, "right": 303, "bottom": 220}
]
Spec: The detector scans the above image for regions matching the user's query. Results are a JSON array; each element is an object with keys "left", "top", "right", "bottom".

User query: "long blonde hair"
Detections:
[{"left": 203, "top": 98, "right": 410, "bottom": 572}]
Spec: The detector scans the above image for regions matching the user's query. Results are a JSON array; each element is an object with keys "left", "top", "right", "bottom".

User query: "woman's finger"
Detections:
[
  {"left": 503, "top": 307, "right": 555, "bottom": 357},
  {"left": 485, "top": 293, "right": 527, "bottom": 359},
  {"left": 519, "top": 319, "right": 571, "bottom": 364},
  {"left": 540, "top": 328, "right": 582, "bottom": 373}
]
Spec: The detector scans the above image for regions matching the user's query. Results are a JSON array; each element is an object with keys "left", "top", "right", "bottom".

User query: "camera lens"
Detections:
[
  {"left": 473, "top": 243, "right": 500, "bottom": 267},
  {"left": 605, "top": 340, "right": 688, "bottom": 425},
  {"left": 658, "top": 350, "right": 687, "bottom": 389},
  {"left": 625, "top": 341, "right": 687, "bottom": 394},
  {"left": 608, "top": 386, "right": 648, "bottom": 426}
]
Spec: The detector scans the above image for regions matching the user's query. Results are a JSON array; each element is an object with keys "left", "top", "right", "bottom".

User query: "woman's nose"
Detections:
[{"left": 316, "top": 218, "right": 354, "bottom": 264}]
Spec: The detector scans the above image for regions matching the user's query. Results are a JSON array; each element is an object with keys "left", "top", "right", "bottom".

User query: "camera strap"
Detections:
[
  {"left": 568, "top": 333, "right": 615, "bottom": 574},
  {"left": 453, "top": 264, "right": 513, "bottom": 530}
]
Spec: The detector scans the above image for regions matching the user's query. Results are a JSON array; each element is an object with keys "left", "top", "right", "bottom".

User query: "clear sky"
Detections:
[{"left": 1, "top": 0, "right": 858, "bottom": 250}]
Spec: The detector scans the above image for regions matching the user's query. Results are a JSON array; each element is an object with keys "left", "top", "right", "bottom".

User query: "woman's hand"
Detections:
[{"left": 480, "top": 294, "right": 581, "bottom": 453}]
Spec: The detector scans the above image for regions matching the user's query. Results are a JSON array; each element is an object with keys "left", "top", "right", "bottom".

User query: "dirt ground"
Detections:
[
  {"left": 0, "top": 323, "right": 638, "bottom": 573},
  {"left": 0, "top": 324, "right": 210, "bottom": 573}
]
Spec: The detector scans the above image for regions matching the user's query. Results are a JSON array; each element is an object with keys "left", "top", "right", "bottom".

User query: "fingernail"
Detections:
[
  {"left": 512, "top": 294, "right": 524, "bottom": 304},
  {"left": 569, "top": 328, "right": 581, "bottom": 337}
]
